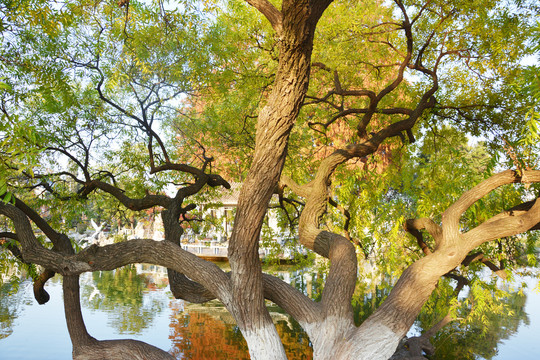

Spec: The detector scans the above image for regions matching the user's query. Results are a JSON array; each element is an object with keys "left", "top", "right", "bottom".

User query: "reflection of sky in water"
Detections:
[
  {"left": 0, "top": 279, "right": 72, "bottom": 359},
  {"left": 1, "top": 268, "right": 540, "bottom": 359},
  {"left": 0, "top": 273, "right": 175, "bottom": 359},
  {"left": 491, "top": 276, "right": 540, "bottom": 360}
]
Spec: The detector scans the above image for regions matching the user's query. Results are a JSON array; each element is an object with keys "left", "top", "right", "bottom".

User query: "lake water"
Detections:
[
  {"left": 1, "top": 264, "right": 539, "bottom": 359},
  {"left": 0, "top": 264, "right": 311, "bottom": 359}
]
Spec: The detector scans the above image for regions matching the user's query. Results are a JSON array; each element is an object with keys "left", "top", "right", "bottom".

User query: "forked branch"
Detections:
[{"left": 441, "top": 170, "right": 540, "bottom": 247}]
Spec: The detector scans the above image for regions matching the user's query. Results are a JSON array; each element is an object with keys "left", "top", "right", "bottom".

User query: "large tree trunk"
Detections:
[
  {"left": 331, "top": 252, "right": 464, "bottom": 360},
  {"left": 226, "top": 0, "right": 331, "bottom": 358},
  {"left": 2, "top": 0, "right": 539, "bottom": 356}
]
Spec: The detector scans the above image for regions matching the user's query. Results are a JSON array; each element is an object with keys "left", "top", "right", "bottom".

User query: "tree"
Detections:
[{"left": 1, "top": 0, "right": 540, "bottom": 359}]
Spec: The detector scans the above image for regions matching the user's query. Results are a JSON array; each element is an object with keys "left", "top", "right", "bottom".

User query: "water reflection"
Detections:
[
  {"left": 0, "top": 283, "right": 27, "bottom": 339},
  {"left": 170, "top": 304, "right": 249, "bottom": 359},
  {"left": 0, "top": 264, "right": 538, "bottom": 359},
  {"left": 169, "top": 300, "right": 312, "bottom": 359},
  {"left": 81, "top": 265, "right": 168, "bottom": 335},
  {"left": 420, "top": 278, "right": 530, "bottom": 360},
  {"left": 168, "top": 264, "right": 313, "bottom": 359}
]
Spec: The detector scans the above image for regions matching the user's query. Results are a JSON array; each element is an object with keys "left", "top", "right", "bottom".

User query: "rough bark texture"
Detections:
[
  {"left": 225, "top": 0, "right": 332, "bottom": 357},
  {"left": 2, "top": 165, "right": 540, "bottom": 360},
  {"left": 63, "top": 276, "right": 175, "bottom": 360},
  {"left": 2, "top": 0, "right": 540, "bottom": 359}
]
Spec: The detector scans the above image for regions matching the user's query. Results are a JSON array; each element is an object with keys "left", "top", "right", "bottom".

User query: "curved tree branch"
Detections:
[
  {"left": 442, "top": 170, "right": 540, "bottom": 247},
  {"left": 14, "top": 197, "right": 74, "bottom": 254},
  {"left": 244, "top": 0, "right": 283, "bottom": 34},
  {"left": 1, "top": 201, "right": 322, "bottom": 326},
  {"left": 80, "top": 180, "right": 171, "bottom": 210},
  {"left": 464, "top": 197, "right": 540, "bottom": 248},
  {"left": 405, "top": 218, "right": 443, "bottom": 250},
  {"left": 2, "top": 201, "right": 322, "bottom": 330},
  {"left": 63, "top": 274, "right": 176, "bottom": 359}
]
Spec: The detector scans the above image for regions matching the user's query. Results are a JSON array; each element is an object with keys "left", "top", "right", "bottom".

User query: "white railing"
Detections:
[{"left": 181, "top": 243, "right": 228, "bottom": 257}]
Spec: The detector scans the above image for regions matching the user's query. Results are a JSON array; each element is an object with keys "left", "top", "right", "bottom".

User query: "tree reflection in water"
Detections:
[
  {"left": 169, "top": 301, "right": 313, "bottom": 360},
  {"left": 80, "top": 265, "right": 168, "bottom": 335},
  {"left": 416, "top": 276, "right": 530, "bottom": 360},
  {"left": 0, "top": 264, "right": 537, "bottom": 359},
  {"left": 0, "top": 282, "right": 27, "bottom": 339}
]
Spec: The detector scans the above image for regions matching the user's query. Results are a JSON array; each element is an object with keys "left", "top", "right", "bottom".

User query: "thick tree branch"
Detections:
[
  {"left": 2, "top": 201, "right": 320, "bottom": 328},
  {"left": 244, "top": 0, "right": 283, "bottom": 34},
  {"left": 168, "top": 267, "right": 320, "bottom": 325},
  {"left": 280, "top": 174, "right": 311, "bottom": 198},
  {"left": 13, "top": 197, "right": 74, "bottom": 254},
  {"left": 473, "top": 198, "right": 540, "bottom": 232},
  {"left": 0, "top": 203, "right": 229, "bottom": 298},
  {"left": 292, "top": 90, "right": 437, "bottom": 319},
  {"left": 329, "top": 197, "right": 352, "bottom": 241},
  {"left": 80, "top": 180, "right": 171, "bottom": 210},
  {"left": 33, "top": 268, "right": 56, "bottom": 304},
  {"left": 63, "top": 274, "right": 176, "bottom": 359},
  {"left": 167, "top": 271, "right": 216, "bottom": 303},
  {"left": 464, "top": 197, "right": 540, "bottom": 248},
  {"left": 262, "top": 273, "right": 320, "bottom": 324},
  {"left": 364, "top": 170, "right": 540, "bottom": 340},
  {"left": 442, "top": 170, "right": 540, "bottom": 247},
  {"left": 4, "top": 200, "right": 73, "bottom": 304}
]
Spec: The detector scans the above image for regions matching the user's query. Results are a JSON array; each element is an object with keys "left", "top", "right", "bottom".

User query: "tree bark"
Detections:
[
  {"left": 62, "top": 275, "right": 175, "bottom": 360},
  {"left": 227, "top": 0, "right": 331, "bottom": 358},
  {"left": 3, "top": 0, "right": 540, "bottom": 358}
]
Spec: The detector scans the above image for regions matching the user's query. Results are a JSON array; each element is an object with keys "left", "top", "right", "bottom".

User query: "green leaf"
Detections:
[{"left": 0, "top": 81, "right": 12, "bottom": 91}]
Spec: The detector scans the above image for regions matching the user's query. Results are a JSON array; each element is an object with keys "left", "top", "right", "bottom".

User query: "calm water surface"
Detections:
[
  {"left": 0, "top": 264, "right": 539, "bottom": 359},
  {"left": 0, "top": 265, "right": 311, "bottom": 359}
]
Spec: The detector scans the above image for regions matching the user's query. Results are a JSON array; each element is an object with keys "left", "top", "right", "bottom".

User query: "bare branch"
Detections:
[
  {"left": 80, "top": 180, "right": 171, "bottom": 210},
  {"left": 462, "top": 252, "right": 506, "bottom": 279}
]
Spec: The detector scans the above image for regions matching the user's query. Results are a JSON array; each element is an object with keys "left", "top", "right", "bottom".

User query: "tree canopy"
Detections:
[{"left": 1, "top": 0, "right": 540, "bottom": 359}]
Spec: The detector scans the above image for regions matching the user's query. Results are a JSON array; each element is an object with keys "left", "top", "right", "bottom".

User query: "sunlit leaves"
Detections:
[
  {"left": 508, "top": 63, "right": 540, "bottom": 169},
  {"left": 167, "top": 0, "right": 278, "bottom": 178}
]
